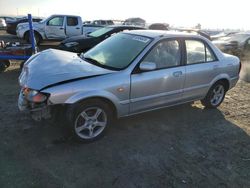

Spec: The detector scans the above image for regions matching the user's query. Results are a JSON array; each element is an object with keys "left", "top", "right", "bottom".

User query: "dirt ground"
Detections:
[{"left": 0, "top": 31, "right": 250, "bottom": 188}]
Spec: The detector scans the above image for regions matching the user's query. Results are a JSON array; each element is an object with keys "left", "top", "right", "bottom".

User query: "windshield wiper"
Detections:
[
  {"left": 82, "top": 55, "right": 119, "bottom": 71},
  {"left": 82, "top": 56, "right": 101, "bottom": 66}
]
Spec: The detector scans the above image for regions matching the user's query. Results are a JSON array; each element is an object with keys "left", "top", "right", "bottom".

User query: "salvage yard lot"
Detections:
[{"left": 0, "top": 31, "right": 250, "bottom": 187}]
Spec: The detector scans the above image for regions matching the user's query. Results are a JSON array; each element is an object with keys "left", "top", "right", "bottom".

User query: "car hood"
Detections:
[{"left": 19, "top": 49, "right": 114, "bottom": 90}]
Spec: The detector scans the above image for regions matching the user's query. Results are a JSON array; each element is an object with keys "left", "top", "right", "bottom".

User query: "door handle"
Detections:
[
  {"left": 59, "top": 28, "right": 64, "bottom": 30},
  {"left": 76, "top": 27, "right": 80, "bottom": 29},
  {"left": 173, "top": 71, "right": 182, "bottom": 77}
]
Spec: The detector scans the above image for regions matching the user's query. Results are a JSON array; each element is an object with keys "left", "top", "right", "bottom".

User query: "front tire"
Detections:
[
  {"left": 24, "top": 32, "right": 42, "bottom": 45},
  {"left": 201, "top": 81, "right": 226, "bottom": 108},
  {"left": 69, "top": 99, "right": 113, "bottom": 142}
]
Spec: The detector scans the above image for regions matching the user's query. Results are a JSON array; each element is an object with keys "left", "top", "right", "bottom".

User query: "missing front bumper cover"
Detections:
[
  {"left": 30, "top": 105, "right": 51, "bottom": 121},
  {"left": 18, "top": 90, "right": 52, "bottom": 121}
]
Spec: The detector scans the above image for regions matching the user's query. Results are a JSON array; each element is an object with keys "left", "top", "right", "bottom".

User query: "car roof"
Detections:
[
  {"left": 124, "top": 30, "right": 204, "bottom": 39},
  {"left": 51, "top": 14, "right": 80, "bottom": 17}
]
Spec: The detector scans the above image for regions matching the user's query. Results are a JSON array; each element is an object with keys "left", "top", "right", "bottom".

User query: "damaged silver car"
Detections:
[{"left": 18, "top": 30, "right": 241, "bottom": 142}]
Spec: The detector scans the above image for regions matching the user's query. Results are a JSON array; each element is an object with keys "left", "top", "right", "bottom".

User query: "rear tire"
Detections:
[
  {"left": 201, "top": 81, "right": 226, "bottom": 108},
  {"left": 68, "top": 99, "right": 113, "bottom": 142}
]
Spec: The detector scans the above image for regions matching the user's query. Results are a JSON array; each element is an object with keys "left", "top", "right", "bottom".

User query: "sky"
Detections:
[{"left": 0, "top": 0, "right": 249, "bottom": 30}]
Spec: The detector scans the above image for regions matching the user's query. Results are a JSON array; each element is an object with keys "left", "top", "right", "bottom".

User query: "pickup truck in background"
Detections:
[{"left": 16, "top": 14, "right": 84, "bottom": 44}]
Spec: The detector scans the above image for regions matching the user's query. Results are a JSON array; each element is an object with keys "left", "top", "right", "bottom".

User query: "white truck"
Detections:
[{"left": 16, "top": 14, "right": 87, "bottom": 44}]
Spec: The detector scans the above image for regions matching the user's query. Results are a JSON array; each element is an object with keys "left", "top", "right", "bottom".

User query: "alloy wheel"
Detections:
[{"left": 74, "top": 107, "right": 107, "bottom": 139}]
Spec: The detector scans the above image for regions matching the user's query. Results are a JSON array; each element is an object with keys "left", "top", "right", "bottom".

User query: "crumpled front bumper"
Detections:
[
  {"left": 18, "top": 89, "right": 51, "bottom": 121},
  {"left": 18, "top": 90, "right": 28, "bottom": 111}
]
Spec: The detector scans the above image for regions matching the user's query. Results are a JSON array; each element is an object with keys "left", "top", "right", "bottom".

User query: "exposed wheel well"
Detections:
[
  {"left": 214, "top": 79, "right": 230, "bottom": 91},
  {"left": 24, "top": 30, "right": 42, "bottom": 42},
  {"left": 34, "top": 31, "right": 42, "bottom": 39},
  {"left": 75, "top": 97, "right": 118, "bottom": 119}
]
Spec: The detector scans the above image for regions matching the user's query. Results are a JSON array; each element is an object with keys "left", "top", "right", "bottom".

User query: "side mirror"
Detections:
[{"left": 139, "top": 62, "right": 157, "bottom": 71}]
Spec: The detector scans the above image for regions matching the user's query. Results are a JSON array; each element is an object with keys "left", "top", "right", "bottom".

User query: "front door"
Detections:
[
  {"left": 130, "top": 39, "right": 185, "bottom": 114},
  {"left": 45, "top": 16, "right": 66, "bottom": 39}
]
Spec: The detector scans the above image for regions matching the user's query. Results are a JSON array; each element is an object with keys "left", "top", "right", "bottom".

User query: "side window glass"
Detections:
[
  {"left": 67, "top": 17, "right": 78, "bottom": 26},
  {"left": 144, "top": 40, "right": 181, "bottom": 69},
  {"left": 48, "top": 16, "right": 64, "bottom": 26},
  {"left": 185, "top": 40, "right": 205, "bottom": 64},
  {"left": 206, "top": 46, "right": 216, "bottom": 62}
]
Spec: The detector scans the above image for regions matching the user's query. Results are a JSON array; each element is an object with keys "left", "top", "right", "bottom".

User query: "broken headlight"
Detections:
[{"left": 23, "top": 88, "right": 49, "bottom": 103}]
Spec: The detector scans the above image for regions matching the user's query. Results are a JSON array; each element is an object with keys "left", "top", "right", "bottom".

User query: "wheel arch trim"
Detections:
[
  {"left": 209, "top": 74, "right": 231, "bottom": 91},
  {"left": 64, "top": 90, "right": 129, "bottom": 118}
]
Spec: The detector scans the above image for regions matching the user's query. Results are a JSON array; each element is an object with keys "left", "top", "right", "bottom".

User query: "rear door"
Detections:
[
  {"left": 45, "top": 16, "right": 66, "bottom": 39},
  {"left": 65, "top": 16, "right": 82, "bottom": 37},
  {"left": 183, "top": 39, "right": 219, "bottom": 101},
  {"left": 130, "top": 39, "right": 185, "bottom": 113}
]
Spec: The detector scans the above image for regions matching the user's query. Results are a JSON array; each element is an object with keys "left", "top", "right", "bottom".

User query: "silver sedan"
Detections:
[{"left": 18, "top": 30, "right": 241, "bottom": 142}]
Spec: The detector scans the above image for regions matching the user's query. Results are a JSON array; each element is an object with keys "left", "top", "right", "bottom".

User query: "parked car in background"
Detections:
[
  {"left": 211, "top": 31, "right": 238, "bottom": 41},
  {"left": 18, "top": 30, "right": 240, "bottom": 142},
  {"left": 6, "top": 17, "right": 43, "bottom": 35},
  {"left": 16, "top": 14, "right": 84, "bottom": 44},
  {"left": 91, "top": 20, "right": 114, "bottom": 26},
  {"left": 0, "top": 18, "right": 6, "bottom": 29},
  {"left": 123, "top": 17, "right": 146, "bottom": 27},
  {"left": 203, "top": 30, "right": 221, "bottom": 36},
  {"left": 0, "top": 16, "right": 16, "bottom": 23},
  {"left": 149, "top": 23, "right": 169, "bottom": 30},
  {"left": 80, "top": 20, "right": 115, "bottom": 37},
  {"left": 212, "top": 32, "right": 250, "bottom": 56},
  {"left": 172, "top": 28, "right": 211, "bottom": 40},
  {"left": 59, "top": 25, "right": 145, "bottom": 53}
]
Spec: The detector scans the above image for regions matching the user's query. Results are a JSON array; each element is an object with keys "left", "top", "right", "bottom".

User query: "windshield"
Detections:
[
  {"left": 82, "top": 33, "right": 152, "bottom": 70},
  {"left": 88, "top": 27, "right": 113, "bottom": 37},
  {"left": 221, "top": 34, "right": 249, "bottom": 43}
]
